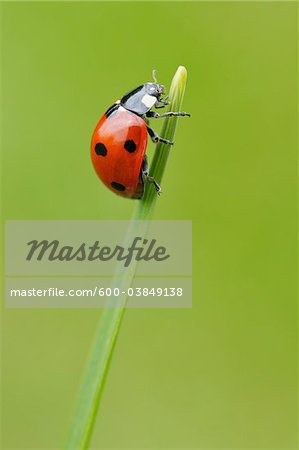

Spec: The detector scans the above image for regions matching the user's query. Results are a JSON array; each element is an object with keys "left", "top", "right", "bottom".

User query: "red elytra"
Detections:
[{"left": 91, "top": 106, "right": 148, "bottom": 199}]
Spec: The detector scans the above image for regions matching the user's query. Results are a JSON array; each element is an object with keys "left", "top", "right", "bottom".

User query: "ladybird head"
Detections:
[
  {"left": 120, "top": 71, "right": 167, "bottom": 115},
  {"left": 147, "top": 69, "right": 166, "bottom": 100},
  {"left": 144, "top": 82, "right": 165, "bottom": 101}
]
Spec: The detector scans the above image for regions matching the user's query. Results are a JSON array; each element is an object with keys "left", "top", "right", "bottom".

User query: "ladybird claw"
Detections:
[{"left": 160, "top": 138, "right": 174, "bottom": 145}]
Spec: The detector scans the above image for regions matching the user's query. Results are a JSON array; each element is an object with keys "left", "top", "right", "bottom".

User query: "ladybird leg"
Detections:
[
  {"left": 147, "top": 176, "right": 162, "bottom": 195},
  {"left": 147, "top": 126, "right": 174, "bottom": 145},
  {"left": 146, "top": 111, "right": 191, "bottom": 118},
  {"left": 141, "top": 156, "right": 161, "bottom": 195},
  {"left": 154, "top": 103, "right": 167, "bottom": 109},
  {"left": 141, "top": 154, "right": 149, "bottom": 175},
  {"left": 155, "top": 100, "right": 170, "bottom": 109},
  {"left": 154, "top": 96, "right": 170, "bottom": 109},
  {"left": 146, "top": 111, "right": 159, "bottom": 118}
]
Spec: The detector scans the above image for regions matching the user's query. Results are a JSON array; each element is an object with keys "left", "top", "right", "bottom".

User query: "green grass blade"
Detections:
[
  {"left": 136, "top": 65, "right": 188, "bottom": 220},
  {"left": 65, "top": 65, "right": 189, "bottom": 449}
]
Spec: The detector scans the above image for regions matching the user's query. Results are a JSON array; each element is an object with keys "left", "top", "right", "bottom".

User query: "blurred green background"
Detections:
[{"left": 1, "top": 2, "right": 297, "bottom": 449}]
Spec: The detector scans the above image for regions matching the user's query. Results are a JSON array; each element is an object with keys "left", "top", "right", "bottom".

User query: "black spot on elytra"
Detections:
[
  {"left": 95, "top": 143, "right": 107, "bottom": 156},
  {"left": 124, "top": 139, "right": 136, "bottom": 153},
  {"left": 111, "top": 181, "right": 126, "bottom": 192}
]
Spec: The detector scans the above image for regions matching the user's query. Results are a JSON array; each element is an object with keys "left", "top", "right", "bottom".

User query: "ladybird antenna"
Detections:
[{"left": 152, "top": 69, "right": 157, "bottom": 83}]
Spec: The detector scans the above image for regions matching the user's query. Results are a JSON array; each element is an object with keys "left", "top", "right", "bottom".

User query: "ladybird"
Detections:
[{"left": 91, "top": 71, "right": 190, "bottom": 199}]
